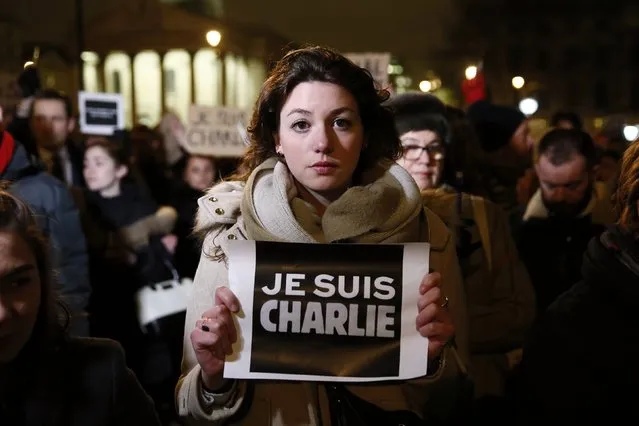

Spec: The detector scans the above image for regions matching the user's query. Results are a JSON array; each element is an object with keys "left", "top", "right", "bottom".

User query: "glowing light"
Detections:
[
  {"left": 465, "top": 66, "right": 478, "bottom": 80},
  {"left": 419, "top": 80, "right": 432, "bottom": 92},
  {"left": 23, "top": 61, "right": 34, "bottom": 69},
  {"left": 512, "top": 76, "right": 525, "bottom": 89},
  {"left": 206, "top": 30, "right": 222, "bottom": 47},
  {"left": 519, "top": 97, "right": 539, "bottom": 116},
  {"left": 623, "top": 125, "right": 639, "bottom": 142}
]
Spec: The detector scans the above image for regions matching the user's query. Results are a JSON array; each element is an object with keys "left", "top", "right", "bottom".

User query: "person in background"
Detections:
[
  {"left": 517, "top": 129, "right": 616, "bottom": 315},
  {"left": 550, "top": 111, "right": 583, "bottom": 131},
  {"left": 1, "top": 124, "right": 90, "bottom": 337},
  {"left": 516, "top": 140, "right": 639, "bottom": 424},
  {"left": 130, "top": 125, "right": 173, "bottom": 205},
  {"left": 157, "top": 112, "right": 187, "bottom": 178},
  {"left": 80, "top": 138, "right": 180, "bottom": 425},
  {"left": 6, "top": 65, "right": 41, "bottom": 159},
  {"left": 172, "top": 155, "right": 217, "bottom": 279},
  {"left": 388, "top": 92, "right": 535, "bottom": 421},
  {"left": 466, "top": 100, "right": 535, "bottom": 221},
  {"left": 27, "top": 90, "right": 85, "bottom": 188},
  {"left": 176, "top": 46, "right": 469, "bottom": 426},
  {"left": 596, "top": 149, "right": 621, "bottom": 187},
  {"left": 0, "top": 188, "right": 160, "bottom": 426}
]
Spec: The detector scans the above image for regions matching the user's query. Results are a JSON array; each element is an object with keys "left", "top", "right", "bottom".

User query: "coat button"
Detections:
[
  {"left": 215, "top": 208, "right": 225, "bottom": 215},
  {"left": 209, "top": 196, "right": 218, "bottom": 202},
  {"left": 227, "top": 234, "right": 237, "bottom": 240}
]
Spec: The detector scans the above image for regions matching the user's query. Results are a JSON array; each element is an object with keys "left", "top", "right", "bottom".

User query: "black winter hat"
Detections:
[
  {"left": 466, "top": 100, "right": 525, "bottom": 152},
  {"left": 385, "top": 92, "right": 449, "bottom": 143}
]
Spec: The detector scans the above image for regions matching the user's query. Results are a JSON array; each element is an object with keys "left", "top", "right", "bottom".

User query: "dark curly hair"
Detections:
[
  {"left": 234, "top": 45, "right": 401, "bottom": 181},
  {"left": 614, "top": 141, "right": 639, "bottom": 233}
]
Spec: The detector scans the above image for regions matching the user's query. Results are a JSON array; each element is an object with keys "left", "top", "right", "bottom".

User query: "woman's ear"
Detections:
[
  {"left": 115, "top": 165, "right": 129, "bottom": 179},
  {"left": 274, "top": 133, "right": 282, "bottom": 154}
]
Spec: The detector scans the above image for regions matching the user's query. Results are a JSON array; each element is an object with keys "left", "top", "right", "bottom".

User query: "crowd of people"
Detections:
[{"left": 0, "top": 45, "right": 633, "bottom": 425}]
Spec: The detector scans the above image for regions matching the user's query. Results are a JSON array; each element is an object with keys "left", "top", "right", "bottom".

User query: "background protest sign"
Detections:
[
  {"left": 344, "top": 52, "right": 391, "bottom": 89},
  {"left": 78, "top": 91, "right": 124, "bottom": 136},
  {"left": 182, "top": 105, "right": 250, "bottom": 158},
  {"left": 224, "top": 241, "right": 430, "bottom": 382}
]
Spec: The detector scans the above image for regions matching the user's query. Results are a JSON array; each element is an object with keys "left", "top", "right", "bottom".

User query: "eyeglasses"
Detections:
[{"left": 401, "top": 144, "right": 445, "bottom": 161}]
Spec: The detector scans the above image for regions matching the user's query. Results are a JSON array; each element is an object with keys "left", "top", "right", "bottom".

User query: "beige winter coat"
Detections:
[
  {"left": 176, "top": 160, "right": 469, "bottom": 425},
  {"left": 422, "top": 188, "right": 535, "bottom": 397}
]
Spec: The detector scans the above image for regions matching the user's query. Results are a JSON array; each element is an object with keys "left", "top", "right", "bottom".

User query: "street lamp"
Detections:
[
  {"left": 206, "top": 30, "right": 222, "bottom": 47},
  {"left": 512, "top": 76, "right": 525, "bottom": 90},
  {"left": 465, "top": 65, "right": 478, "bottom": 80},
  {"left": 419, "top": 80, "right": 432, "bottom": 92},
  {"left": 519, "top": 97, "right": 539, "bottom": 116}
]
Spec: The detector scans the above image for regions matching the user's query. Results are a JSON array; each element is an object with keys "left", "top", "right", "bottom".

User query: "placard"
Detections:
[
  {"left": 78, "top": 91, "right": 124, "bottom": 136},
  {"left": 224, "top": 240, "right": 430, "bottom": 382},
  {"left": 182, "top": 105, "right": 250, "bottom": 157}
]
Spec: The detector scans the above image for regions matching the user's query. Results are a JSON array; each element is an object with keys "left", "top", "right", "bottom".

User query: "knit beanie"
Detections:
[{"left": 466, "top": 100, "right": 525, "bottom": 152}]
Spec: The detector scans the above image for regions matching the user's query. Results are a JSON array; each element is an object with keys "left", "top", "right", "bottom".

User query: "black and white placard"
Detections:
[
  {"left": 223, "top": 241, "right": 430, "bottom": 382},
  {"left": 78, "top": 91, "right": 124, "bottom": 136}
]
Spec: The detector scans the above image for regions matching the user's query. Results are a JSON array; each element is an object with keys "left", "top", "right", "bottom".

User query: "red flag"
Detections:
[{"left": 461, "top": 71, "right": 486, "bottom": 106}]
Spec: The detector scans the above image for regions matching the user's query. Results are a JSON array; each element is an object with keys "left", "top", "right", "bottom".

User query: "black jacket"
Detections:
[
  {"left": 517, "top": 226, "right": 639, "bottom": 424},
  {"left": 0, "top": 337, "right": 161, "bottom": 426},
  {"left": 2, "top": 134, "right": 90, "bottom": 336}
]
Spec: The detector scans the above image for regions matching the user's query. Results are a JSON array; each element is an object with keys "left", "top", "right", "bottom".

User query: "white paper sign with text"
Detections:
[
  {"left": 182, "top": 105, "right": 250, "bottom": 157},
  {"left": 223, "top": 241, "right": 430, "bottom": 382},
  {"left": 78, "top": 91, "right": 124, "bottom": 136}
]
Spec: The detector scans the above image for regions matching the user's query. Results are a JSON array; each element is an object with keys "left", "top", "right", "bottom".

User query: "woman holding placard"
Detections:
[{"left": 176, "top": 46, "right": 470, "bottom": 425}]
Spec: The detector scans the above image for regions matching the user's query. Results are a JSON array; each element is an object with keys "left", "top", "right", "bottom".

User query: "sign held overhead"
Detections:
[
  {"left": 78, "top": 91, "right": 124, "bottom": 136},
  {"left": 182, "top": 105, "right": 250, "bottom": 158}
]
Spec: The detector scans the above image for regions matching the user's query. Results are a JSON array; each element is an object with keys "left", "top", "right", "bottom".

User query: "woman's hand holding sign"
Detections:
[
  {"left": 416, "top": 272, "right": 455, "bottom": 361},
  {"left": 191, "top": 286, "right": 240, "bottom": 391}
]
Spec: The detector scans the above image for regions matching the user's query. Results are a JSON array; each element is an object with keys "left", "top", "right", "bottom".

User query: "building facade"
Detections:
[
  {"left": 81, "top": 0, "right": 289, "bottom": 127},
  {"left": 0, "top": 0, "right": 289, "bottom": 128}
]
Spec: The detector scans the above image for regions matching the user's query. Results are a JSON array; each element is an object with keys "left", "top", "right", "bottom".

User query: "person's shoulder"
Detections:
[
  {"left": 423, "top": 204, "right": 452, "bottom": 251},
  {"left": 63, "top": 337, "right": 126, "bottom": 361},
  {"left": 12, "top": 170, "right": 74, "bottom": 208},
  {"left": 195, "top": 180, "right": 245, "bottom": 236}
]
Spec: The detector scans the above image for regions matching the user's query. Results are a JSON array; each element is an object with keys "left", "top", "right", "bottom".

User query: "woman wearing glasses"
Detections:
[{"left": 388, "top": 93, "right": 536, "bottom": 423}]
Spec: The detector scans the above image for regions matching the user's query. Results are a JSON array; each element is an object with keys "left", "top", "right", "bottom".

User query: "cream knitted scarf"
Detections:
[{"left": 240, "top": 157, "right": 424, "bottom": 244}]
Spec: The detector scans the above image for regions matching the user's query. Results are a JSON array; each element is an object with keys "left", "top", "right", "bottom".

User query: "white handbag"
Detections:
[{"left": 135, "top": 262, "right": 193, "bottom": 328}]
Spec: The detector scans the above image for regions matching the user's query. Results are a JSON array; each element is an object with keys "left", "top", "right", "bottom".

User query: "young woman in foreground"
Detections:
[{"left": 176, "top": 46, "right": 469, "bottom": 425}]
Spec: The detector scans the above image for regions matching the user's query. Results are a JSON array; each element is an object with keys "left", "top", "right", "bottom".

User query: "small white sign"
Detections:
[
  {"left": 182, "top": 105, "right": 250, "bottom": 158},
  {"left": 344, "top": 52, "right": 391, "bottom": 89},
  {"left": 78, "top": 91, "right": 124, "bottom": 136}
]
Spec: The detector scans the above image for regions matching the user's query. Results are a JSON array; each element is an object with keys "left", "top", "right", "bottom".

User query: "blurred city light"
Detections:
[
  {"left": 419, "top": 80, "right": 432, "bottom": 92},
  {"left": 519, "top": 97, "right": 539, "bottom": 115},
  {"left": 623, "top": 125, "right": 639, "bottom": 142},
  {"left": 512, "top": 76, "right": 525, "bottom": 89},
  {"left": 206, "top": 30, "right": 222, "bottom": 47},
  {"left": 465, "top": 65, "right": 478, "bottom": 80},
  {"left": 23, "top": 61, "right": 34, "bottom": 69}
]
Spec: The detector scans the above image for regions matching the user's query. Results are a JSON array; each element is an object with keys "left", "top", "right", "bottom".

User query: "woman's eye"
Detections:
[
  {"left": 292, "top": 121, "right": 310, "bottom": 131},
  {"left": 334, "top": 118, "right": 351, "bottom": 129}
]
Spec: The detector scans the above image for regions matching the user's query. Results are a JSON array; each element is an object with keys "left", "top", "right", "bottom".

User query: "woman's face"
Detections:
[
  {"left": 184, "top": 156, "right": 216, "bottom": 191},
  {"left": 0, "top": 231, "right": 41, "bottom": 363},
  {"left": 276, "top": 81, "right": 364, "bottom": 201},
  {"left": 83, "top": 146, "right": 127, "bottom": 197},
  {"left": 397, "top": 129, "right": 445, "bottom": 191}
]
